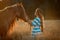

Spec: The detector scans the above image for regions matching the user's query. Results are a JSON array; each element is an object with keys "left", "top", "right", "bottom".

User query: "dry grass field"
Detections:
[{"left": 7, "top": 19, "right": 60, "bottom": 40}]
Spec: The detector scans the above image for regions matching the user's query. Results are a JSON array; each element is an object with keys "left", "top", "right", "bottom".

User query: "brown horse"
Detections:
[
  {"left": 0, "top": 2, "right": 44, "bottom": 40},
  {"left": 0, "top": 2, "right": 29, "bottom": 40}
]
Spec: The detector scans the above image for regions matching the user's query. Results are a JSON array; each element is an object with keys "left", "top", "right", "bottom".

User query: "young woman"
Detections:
[{"left": 31, "top": 8, "right": 44, "bottom": 36}]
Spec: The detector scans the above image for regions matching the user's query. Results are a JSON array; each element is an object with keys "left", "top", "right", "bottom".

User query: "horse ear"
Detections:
[{"left": 17, "top": 2, "right": 23, "bottom": 7}]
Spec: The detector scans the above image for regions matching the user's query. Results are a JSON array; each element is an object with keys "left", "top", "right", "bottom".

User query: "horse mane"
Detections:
[{"left": 0, "top": 3, "right": 18, "bottom": 12}]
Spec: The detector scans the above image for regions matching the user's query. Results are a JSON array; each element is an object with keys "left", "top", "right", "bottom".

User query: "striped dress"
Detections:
[{"left": 32, "top": 17, "right": 41, "bottom": 36}]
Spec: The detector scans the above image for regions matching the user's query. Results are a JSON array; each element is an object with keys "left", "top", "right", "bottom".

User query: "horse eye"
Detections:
[{"left": 17, "top": 18, "right": 19, "bottom": 21}]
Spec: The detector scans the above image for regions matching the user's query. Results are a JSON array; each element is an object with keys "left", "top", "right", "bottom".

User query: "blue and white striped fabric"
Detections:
[
  {"left": 32, "top": 26, "right": 41, "bottom": 36},
  {"left": 32, "top": 17, "right": 41, "bottom": 36},
  {"left": 32, "top": 17, "right": 41, "bottom": 26}
]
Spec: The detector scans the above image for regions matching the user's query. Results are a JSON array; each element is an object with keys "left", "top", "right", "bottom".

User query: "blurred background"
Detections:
[
  {"left": 0, "top": 0, "right": 60, "bottom": 20},
  {"left": 0, "top": 0, "right": 60, "bottom": 40}
]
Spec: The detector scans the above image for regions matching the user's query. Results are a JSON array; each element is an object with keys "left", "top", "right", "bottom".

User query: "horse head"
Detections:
[{"left": 16, "top": 2, "right": 29, "bottom": 22}]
